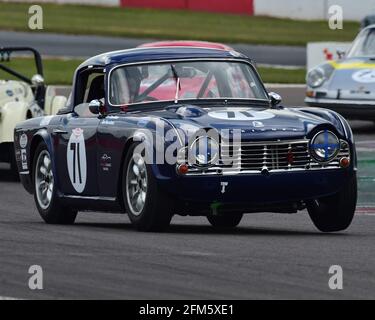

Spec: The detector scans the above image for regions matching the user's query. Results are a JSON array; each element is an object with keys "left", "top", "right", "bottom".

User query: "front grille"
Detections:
[{"left": 186, "top": 139, "right": 350, "bottom": 175}]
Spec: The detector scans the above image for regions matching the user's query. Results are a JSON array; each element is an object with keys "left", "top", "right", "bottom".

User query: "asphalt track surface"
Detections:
[
  {"left": 0, "top": 87, "right": 375, "bottom": 300},
  {"left": 0, "top": 31, "right": 306, "bottom": 67}
]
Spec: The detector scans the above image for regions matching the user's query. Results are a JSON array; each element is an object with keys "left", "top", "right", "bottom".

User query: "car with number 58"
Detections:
[{"left": 14, "top": 46, "right": 357, "bottom": 232}]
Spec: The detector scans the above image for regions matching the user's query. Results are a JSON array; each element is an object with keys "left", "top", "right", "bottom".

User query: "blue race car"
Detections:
[{"left": 14, "top": 47, "right": 357, "bottom": 232}]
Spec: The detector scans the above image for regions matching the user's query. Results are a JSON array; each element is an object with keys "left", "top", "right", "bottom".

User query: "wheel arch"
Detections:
[
  {"left": 29, "top": 130, "right": 54, "bottom": 189},
  {"left": 116, "top": 137, "right": 136, "bottom": 211}
]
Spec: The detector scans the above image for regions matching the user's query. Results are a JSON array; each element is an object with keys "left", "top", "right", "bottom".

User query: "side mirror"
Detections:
[
  {"left": 31, "top": 74, "right": 45, "bottom": 86},
  {"left": 269, "top": 92, "right": 282, "bottom": 106},
  {"left": 89, "top": 99, "right": 103, "bottom": 114}
]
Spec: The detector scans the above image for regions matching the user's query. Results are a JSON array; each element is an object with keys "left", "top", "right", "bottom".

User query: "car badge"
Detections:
[
  {"left": 220, "top": 182, "right": 228, "bottom": 194},
  {"left": 253, "top": 121, "right": 264, "bottom": 128}
]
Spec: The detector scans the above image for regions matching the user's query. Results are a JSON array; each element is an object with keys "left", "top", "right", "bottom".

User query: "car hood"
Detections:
[
  {"left": 143, "top": 105, "right": 332, "bottom": 141},
  {"left": 327, "top": 58, "right": 375, "bottom": 91},
  {"left": 0, "top": 80, "right": 29, "bottom": 106}
]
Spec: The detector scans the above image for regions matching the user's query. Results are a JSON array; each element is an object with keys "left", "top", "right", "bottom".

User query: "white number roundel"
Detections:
[
  {"left": 208, "top": 108, "right": 275, "bottom": 121},
  {"left": 352, "top": 69, "right": 375, "bottom": 83},
  {"left": 67, "top": 128, "right": 87, "bottom": 193}
]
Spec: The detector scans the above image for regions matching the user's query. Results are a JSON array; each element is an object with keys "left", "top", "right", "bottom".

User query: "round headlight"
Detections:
[
  {"left": 307, "top": 67, "right": 326, "bottom": 88},
  {"left": 306, "top": 63, "right": 334, "bottom": 88},
  {"left": 310, "top": 130, "right": 340, "bottom": 162},
  {"left": 189, "top": 135, "right": 219, "bottom": 167}
]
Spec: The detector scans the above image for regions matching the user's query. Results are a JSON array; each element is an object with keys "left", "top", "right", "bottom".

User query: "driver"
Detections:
[{"left": 125, "top": 66, "right": 142, "bottom": 103}]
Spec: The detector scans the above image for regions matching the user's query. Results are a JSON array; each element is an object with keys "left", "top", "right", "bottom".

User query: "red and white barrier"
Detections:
[
  {"left": 254, "top": 0, "right": 375, "bottom": 21},
  {"left": 120, "top": 0, "right": 254, "bottom": 15},
  {"left": 4, "top": 0, "right": 374, "bottom": 20},
  {"left": 3, "top": 0, "right": 254, "bottom": 14},
  {"left": 2, "top": 0, "right": 120, "bottom": 5}
]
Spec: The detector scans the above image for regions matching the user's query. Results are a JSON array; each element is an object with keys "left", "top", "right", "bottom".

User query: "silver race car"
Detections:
[{"left": 305, "top": 25, "right": 375, "bottom": 120}]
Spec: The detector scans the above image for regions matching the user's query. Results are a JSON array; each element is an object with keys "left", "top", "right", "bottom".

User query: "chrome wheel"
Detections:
[
  {"left": 126, "top": 153, "right": 148, "bottom": 216},
  {"left": 35, "top": 150, "right": 54, "bottom": 210}
]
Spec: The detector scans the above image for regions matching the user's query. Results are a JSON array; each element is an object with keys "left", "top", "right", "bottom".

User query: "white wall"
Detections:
[
  {"left": 254, "top": 0, "right": 375, "bottom": 21},
  {"left": 307, "top": 42, "right": 351, "bottom": 70}
]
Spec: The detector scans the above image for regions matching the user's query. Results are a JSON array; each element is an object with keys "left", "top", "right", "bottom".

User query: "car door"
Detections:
[{"left": 54, "top": 68, "right": 105, "bottom": 196}]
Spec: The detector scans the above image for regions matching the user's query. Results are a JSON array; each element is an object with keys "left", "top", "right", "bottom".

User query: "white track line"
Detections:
[
  {"left": 258, "top": 63, "right": 304, "bottom": 70},
  {"left": 356, "top": 207, "right": 375, "bottom": 216},
  {"left": 0, "top": 296, "right": 21, "bottom": 300},
  {"left": 265, "top": 83, "right": 306, "bottom": 88}
]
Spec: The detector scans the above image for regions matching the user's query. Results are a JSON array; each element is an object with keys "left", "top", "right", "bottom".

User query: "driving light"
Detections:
[
  {"left": 340, "top": 157, "right": 350, "bottom": 168},
  {"left": 306, "top": 63, "right": 334, "bottom": 88},
  {"left": 310, "top": 130, "right": 340, "bottom": 162},
  {"left": 177, "top": 163, "right": 189, "bottom": 175},
  {"left": 189, "top": 135, "right": 219, "bottom": 167}
]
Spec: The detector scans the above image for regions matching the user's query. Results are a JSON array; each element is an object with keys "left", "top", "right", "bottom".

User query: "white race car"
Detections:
[
  {"left": 305, "top": 25, "right": 375, "bottom": 121},
  {"left": 0, "top": 47, "right": 67, "bottom": 177}
]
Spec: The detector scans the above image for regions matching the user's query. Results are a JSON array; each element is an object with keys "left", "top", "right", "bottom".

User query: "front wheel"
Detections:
[
  {"left": 307, "top": 174, "right": 357, "bottom": 232},
  {"left": 33, "top": 143, "right": 77, "bottom": 224},
  {"left": 122, "top": 143, "right": 173, "bottom": 232},
  {"left": 207, "top": 214, "right": 243, "bottom": 229}
]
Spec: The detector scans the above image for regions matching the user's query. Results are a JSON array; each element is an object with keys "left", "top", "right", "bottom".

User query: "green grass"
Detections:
[
  {"left": 0, "top": 57, "right": 306, "bottom": 85},
  {"left": 0, "top": 2, "right": 360, "bottom": 46},
  {"left": 258, "top": 67, "right": 306, "bottom": 84},
  {"left": 0, "top": 57, "right": 82, "bottom": 85},
  {"left": 358, "top": 151, "right": 375, "bottom": 205}
]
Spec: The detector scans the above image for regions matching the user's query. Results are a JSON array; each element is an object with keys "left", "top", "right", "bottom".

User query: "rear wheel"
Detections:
[
  {"left": 122, "top": 143, "right": 173, "bottom": 232},
  {"left": 307, "top": 174, "right": 357, "bottom": 232},
  {"left": 207, "top": 214, "right": 243, "bottom": 229},
  {"left": 33, "top": 143, "right": 77, "bottom": 224}
]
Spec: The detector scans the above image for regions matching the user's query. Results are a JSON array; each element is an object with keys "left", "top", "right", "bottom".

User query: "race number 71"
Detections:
[{"left": 67, "top": 128, "right": 87, "bottom": 193}]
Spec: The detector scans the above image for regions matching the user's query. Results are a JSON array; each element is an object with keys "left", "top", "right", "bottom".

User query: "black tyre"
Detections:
[
  {"left": 207, "top": 214, "right": 243, "bottom": 229},
  {"left": 33, "top": 142, "right": 77, "bottom": 224},
  {"left": 122, "top": 143, "right": 173, "bottom": 232},
  {"left": 307, "top": 174, "right": 357, "bottom": 232}
]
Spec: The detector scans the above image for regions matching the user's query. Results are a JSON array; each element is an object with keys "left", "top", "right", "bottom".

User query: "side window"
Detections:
[
  {"left": 74, "top": 69, "right": 105, "bottom": 117},
  {"left": 110, "top": 68, "right": 131, "bottom": 105},
  {"left": 84, "top": 73, "right": 105, "bottom": 103}
]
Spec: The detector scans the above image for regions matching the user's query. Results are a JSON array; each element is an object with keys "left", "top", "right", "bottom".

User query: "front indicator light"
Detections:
[
  {"left": 177, "top": 164, "right": 189, "bottom": 175},
  {"left": 306, "top": 90, "right": 315, "bottom": 98},
  {"left": 340, "top": 157, "right": 350, "bottom": 168}
]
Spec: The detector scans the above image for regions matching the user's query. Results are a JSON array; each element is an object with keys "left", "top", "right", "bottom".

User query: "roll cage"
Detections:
[{"left": 0, "top": 47, "right": 45, "bottom": 108}]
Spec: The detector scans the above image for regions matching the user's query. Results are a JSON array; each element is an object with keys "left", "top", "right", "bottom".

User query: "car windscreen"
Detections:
[
  {"left": 347, "top": 28, "right": 375, "bottom": 58},
  {"left": 109, "top": 60, "right": 268, "bottom": 106}
]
